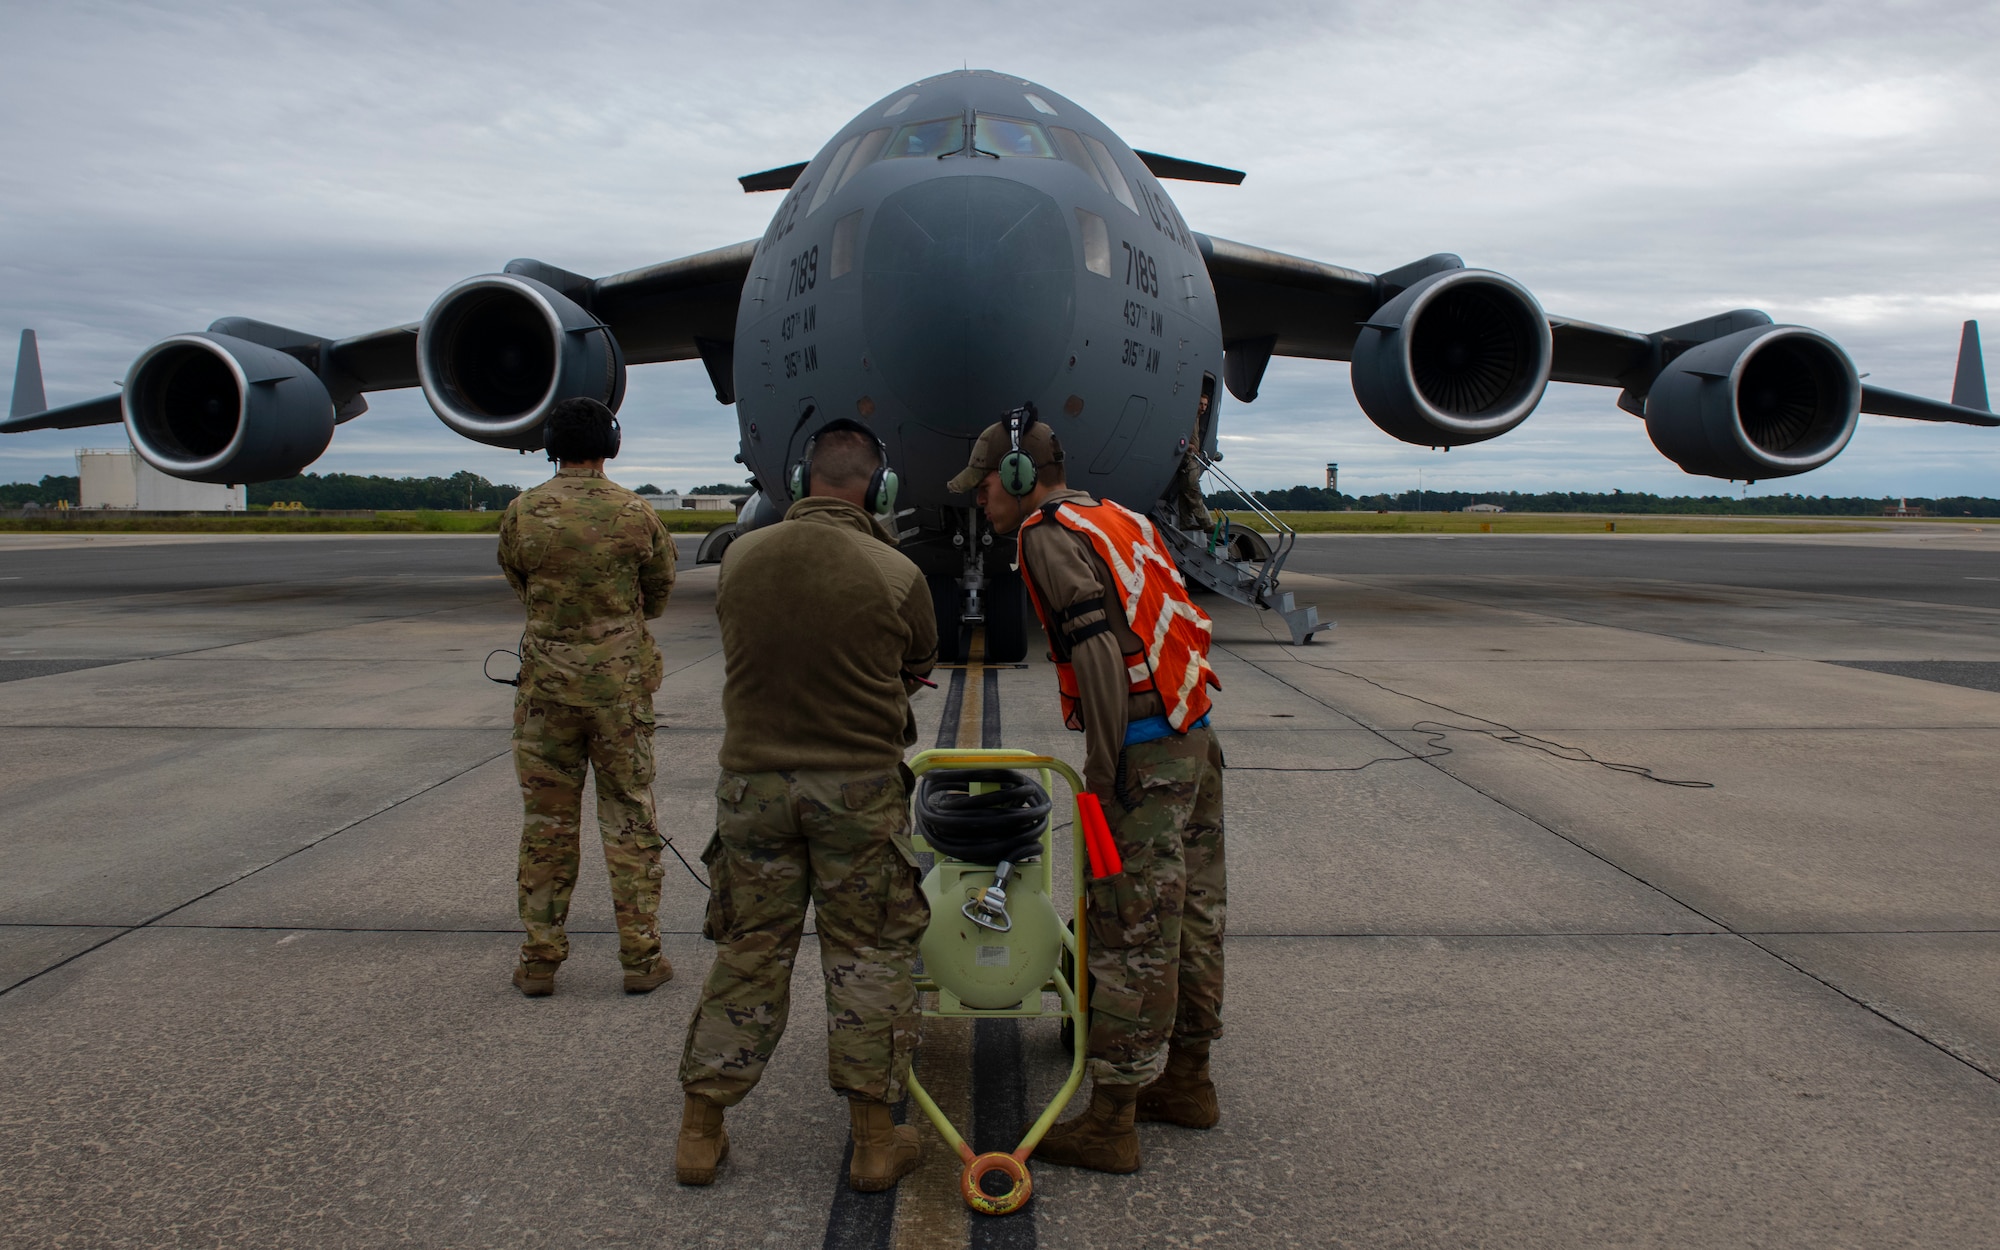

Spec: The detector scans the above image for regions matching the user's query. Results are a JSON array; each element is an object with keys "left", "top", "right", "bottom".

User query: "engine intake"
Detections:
[
  {"left": 123, "top": 333, "right": 335, "bottom": 484},
  {"left": 1644, "top": 325, "right": 1859, "bottom": 479},
  {"left": 417, "top": 274, "right": 625, "bottom": 449},
  {"left": 1350, "top": 269, "right": 1553, "bottom": 446}
]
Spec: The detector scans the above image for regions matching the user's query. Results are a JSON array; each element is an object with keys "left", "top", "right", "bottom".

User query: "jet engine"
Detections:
[
  {"left": 1350, "top": 269, "right": 1553, "bottom": 446},
  {"left": 123, "top": 333, "right": 335, "bottom": 484},
  {"left": 1642, "top": 325, "right": 1859, "bottom": 480},
  {"left": 417, "top": 274, "right": 625, "bottom": 450}
]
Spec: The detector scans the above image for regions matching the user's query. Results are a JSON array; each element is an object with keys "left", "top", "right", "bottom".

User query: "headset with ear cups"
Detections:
[
  {"left": 543, "top": 403, "right": 622, "bottom": 463},
  {"left": 998, "top": 401, "right": 1042, "bottom": 497},
  {"left": 790, "top": 418, "right": 900, "bottom": 514}
]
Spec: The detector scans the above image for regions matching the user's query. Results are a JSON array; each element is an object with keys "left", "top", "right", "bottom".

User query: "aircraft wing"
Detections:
[
  {"left": 3, "top": 239, "right": 760, "bottom": 435},
  {"left": 1197, "top": 235, "right": 1382, "bottom": 368},
  {"left": 589, "top": 239, "right": 757, "bottom": 371},
  {"left": 313, "top": 239, "right": 758, "bottom": 401},
  {"left": 1197, "top": 234, "right": 1997, "bottom": 427},
  {"left": 1196, "top": 231, "right": 1680, "bottom": 388}
]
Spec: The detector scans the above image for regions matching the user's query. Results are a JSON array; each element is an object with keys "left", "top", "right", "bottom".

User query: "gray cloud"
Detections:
[{"left": 2, "top": 0, "right": 1994, "bottom": 496}]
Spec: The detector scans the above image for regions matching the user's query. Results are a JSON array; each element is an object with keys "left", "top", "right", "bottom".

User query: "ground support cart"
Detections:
[{"left": 905, "top": 747, "right": 1091, "bottom": 1217}]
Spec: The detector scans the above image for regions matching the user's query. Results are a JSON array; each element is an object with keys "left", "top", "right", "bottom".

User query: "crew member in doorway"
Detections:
[
  {"left": 497, "top": 397, "right": 677, "bottom": 997},
  {"left": 948, "top": 406, "right": 1227, "bottom": 1174},
  {"left": 1171, "top": 388, "right": 1215, "bottom": 531},
  {"left": 676, "top": 420, "right": 938, "bottom": 1191}
]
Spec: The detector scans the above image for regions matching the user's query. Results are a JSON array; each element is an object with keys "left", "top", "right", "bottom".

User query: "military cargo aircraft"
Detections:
[{"left": 6, "top": 70, "right": 1993, "bottom": 660}]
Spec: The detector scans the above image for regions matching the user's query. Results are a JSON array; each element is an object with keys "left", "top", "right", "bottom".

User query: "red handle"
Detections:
[{"left": 1076, "top": 794, "right": 1123, "bottom": 877}]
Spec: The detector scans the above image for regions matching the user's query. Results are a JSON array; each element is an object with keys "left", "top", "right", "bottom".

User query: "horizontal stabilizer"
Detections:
[
  {"left": 1860, "top": 383, "right": 2000, "bottom": 428},
  {"left": 1952, "top": 320, "right": 1989, "bottom": 411},
  {"left": 10, "top": 329, "right": 46, "bottom": 418},
  {"left": 1134, "top": 150, "right": 1245, "bottom": 185},
  {"left": 0, "top": 391, "right": 124, "bottom": 433},
  {"left": 738, "top": 161, "right": 807, "bottom": 193},
  {"left": 2, "top": 329, "right": 124, "bottom": 432}
]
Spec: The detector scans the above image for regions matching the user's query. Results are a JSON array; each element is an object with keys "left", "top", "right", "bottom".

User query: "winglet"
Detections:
[
  {"left": 1952, "top": 320, "right": 1988, "bottom": 412},
  {"left": 1133, "top": 150, "right": 1246, "bottom": 185},
  {"left": 10, "top": 329, "right": 47, "bottom": 419},
  {"left": 738, "top": 161, "right": 808, "bottom": 193}
]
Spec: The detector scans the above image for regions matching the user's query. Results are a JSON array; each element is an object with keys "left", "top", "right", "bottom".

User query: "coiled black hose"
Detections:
[{"left": 914, "top": 769, "right": 1050, "bottom": 865}]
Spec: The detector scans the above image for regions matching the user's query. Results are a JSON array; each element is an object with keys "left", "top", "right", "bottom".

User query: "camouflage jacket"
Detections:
[{"left": 497, "top": 467, "right": 676, "bottom": 705}]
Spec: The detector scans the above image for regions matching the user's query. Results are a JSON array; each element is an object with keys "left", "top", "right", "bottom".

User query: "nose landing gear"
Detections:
[{"left": 929, "top": 510, "right": 1029, "bottom": 664}]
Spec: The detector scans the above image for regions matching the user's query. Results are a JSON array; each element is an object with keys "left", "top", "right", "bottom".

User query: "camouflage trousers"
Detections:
[
  {"left": 512, "top": 693, "right": 665, "bottom": 971},
  {"left": 1087, "top": 725, "right": 1227, "bottom": 1085},
  {"left": 1174, "top": 453, "right": 1214, "bottom": 530},
  {"left": 678, "top": 768, "right": 928, "bottom": 1107}
]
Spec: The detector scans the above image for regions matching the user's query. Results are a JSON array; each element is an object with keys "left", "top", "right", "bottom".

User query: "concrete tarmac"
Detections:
[{"left": 1, "top": 528, "right": 1996, "bottom": 1248}]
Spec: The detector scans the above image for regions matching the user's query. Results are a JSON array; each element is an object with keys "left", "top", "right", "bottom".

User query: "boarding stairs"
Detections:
[{"left": 1152, "top": 452, "right": 1332, "bottom": 646}]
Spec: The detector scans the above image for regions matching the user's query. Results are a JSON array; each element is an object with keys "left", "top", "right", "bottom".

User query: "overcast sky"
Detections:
[{"left": 2, "top": 0, "right": 1995, "bottom": 498}]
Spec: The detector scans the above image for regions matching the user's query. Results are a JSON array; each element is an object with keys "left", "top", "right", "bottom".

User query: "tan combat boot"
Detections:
[
  {"left": 623, "top": 957, "right": 674, "bottom": 994},
  {"left": 676, "top": 1095, "right": 729, "bottom": 1185},
  {"left": 847, "top": 1098, "right": 921, "bottom": 1192},
  {"left": 1032, "top": 1082, "right": 1141, "bottom": 1173},
  {"left": 1135, "top": 1041, "right": 1219, "bottom": 1129},
  {"left": 511, "top": 960, "right": 558, "bottom": 997}
]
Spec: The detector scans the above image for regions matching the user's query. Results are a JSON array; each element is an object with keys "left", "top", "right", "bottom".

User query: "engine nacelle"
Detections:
[
  {"left": 1350, "top": 269, "right": 1554, "bottom": 446},
  {"left": 123, "top": 333, "right": 335, "bottom": 484},
  {"left": 1644, "top": 325, "right": 1859, "bottom": 479},
  {"left": 417, "top": 274, "right": 626, "bottom": 450}
]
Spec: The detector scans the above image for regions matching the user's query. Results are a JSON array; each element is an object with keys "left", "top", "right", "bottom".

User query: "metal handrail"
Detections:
[{"left": 1192, "top": 451, "right": 1297, "bottom": 602}]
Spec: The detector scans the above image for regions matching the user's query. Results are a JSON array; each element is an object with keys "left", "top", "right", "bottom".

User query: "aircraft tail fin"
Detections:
[
  {"left": 10, "top": 329, "right": 47, "bottom": 419},
  {"left": 1951, "top": 320, "right": 1989, "bottom": 412}
]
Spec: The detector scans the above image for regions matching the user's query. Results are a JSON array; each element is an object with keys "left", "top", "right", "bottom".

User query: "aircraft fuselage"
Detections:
[{"left": 732, "top": 71, "right": 1221, "bottom": 601}]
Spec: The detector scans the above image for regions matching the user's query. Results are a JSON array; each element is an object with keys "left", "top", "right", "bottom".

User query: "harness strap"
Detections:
[{"left": 1063, "top": 618, "right": 1113, "bottom": 646}]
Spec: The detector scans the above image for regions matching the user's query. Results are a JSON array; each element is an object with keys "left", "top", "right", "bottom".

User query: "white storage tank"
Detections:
[{"left": 77, "top": 445, "right": 247, "bottom": 511}]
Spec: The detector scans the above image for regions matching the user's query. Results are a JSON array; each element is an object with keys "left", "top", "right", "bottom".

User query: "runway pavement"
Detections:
[{"left": 1, "top": 528, "right": 1996, "bottom": 1248}]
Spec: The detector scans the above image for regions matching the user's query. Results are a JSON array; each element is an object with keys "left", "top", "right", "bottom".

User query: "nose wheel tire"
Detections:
[
  {"left": 928, "top": 574, "right": 967, "bottom": 663},
  {"left": 983, "top": 567, "right": 1029, "bottom": 664},
  {"left": 929, "top": 568, "right": 1029, "bottom": 665}
]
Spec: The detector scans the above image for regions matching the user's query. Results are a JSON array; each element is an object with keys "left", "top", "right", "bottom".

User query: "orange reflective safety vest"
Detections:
[{"left": 1018, "top": 497, "right": 1219, "bottom": 733}]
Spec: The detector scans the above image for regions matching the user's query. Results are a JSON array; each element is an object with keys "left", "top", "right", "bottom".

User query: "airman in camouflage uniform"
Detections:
[
  {"left": 682, "top": 769, "right": 927, "bottom": 1101},
  {"left": 1076, "top": 730, "right": 1226, "bottom": 1087},
  {"left": 952, "top": 417, "right": 1227, "bottom": 1175},
  {"left": 1171, "top": 388, "right": 1216, "bottom": 531},
  {"left": 675, "top": 422, "right": 937, "bottom": 1193},
  {"left": 497, "top": 397, "right": 676, "bottom": 996}
]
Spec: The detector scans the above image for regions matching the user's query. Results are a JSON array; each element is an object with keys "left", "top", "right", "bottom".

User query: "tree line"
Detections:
[
  {"left": 635, "top": 483, "right": 748, "bottom": 497},
  {"left": 0, "top": 476, "right": 80, "bottom": 508},
  {"left": 1206, "top": 486, "right": 2000, "bottom": 517},
  {"left": 247, "top": 472, "right": 523, "bottom": 510}
]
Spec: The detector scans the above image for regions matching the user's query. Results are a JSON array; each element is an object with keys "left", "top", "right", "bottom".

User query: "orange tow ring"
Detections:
[{"left": 961, "top": 1151, "right": 1033, "bottom": 1216}]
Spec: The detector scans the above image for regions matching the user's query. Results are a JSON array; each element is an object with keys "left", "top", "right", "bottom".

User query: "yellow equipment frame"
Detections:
[{"left": 904, "top": 747, "right": 1091, "bottom": 1217}]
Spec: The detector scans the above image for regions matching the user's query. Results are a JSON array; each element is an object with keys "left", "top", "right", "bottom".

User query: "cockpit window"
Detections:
[
  {"left": 836, "top": 129, "right": 891, "bottom": 192},
  {"left": 1050, "top": 127, "right": 1107, "bottom": 191},
  {"left": 974, "top": 115, "right": 1056, "bottom": 158},
  {"left": 1081, "top": 133, "right": 1139, "bottom": 214},
  {"left": 808, "top": 134, "right": 860, "bottom": 214},
  {"left": 883, "top": 116, "right": 964, "bottom": 159}
]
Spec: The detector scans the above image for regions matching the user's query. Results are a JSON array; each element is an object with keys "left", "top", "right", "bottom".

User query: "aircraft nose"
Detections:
[{"left": 863, "top": 174, "right": 1076, "bottom": 429}]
